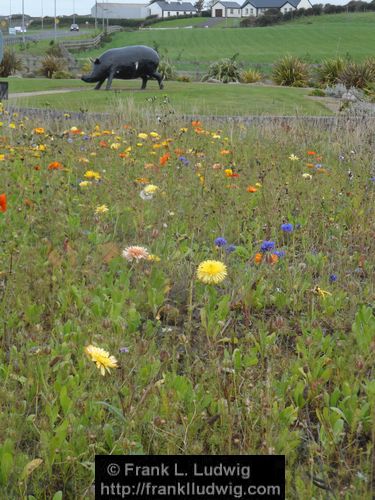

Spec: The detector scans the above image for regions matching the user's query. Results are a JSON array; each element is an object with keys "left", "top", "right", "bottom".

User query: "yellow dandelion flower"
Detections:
[
  {"left": 110, "top": 142, "right": 121, "bottom": 150},
  {"left": 143, "top": 184, "right": 159, "bottom": 195},
  {"left": 289, "top": 154, "right": 299, "bottom": 161},
  {"left": 150, "top": 132, "right": 160, "bottom": 138},
  {"left": 148, "top": 254, "right": 161, "bottom": 262},
  {"left": 84, "top": 170, "right": 101, "bottom": 180},
  {"left": 79, "top": 181, "right": 91, "bottom": 188},
  {"left": 302, "top": 173, "right": 313, "bottom": 180},
  {"left": 95, "top": 204, "right": 109, "bottom": 214},
  {"left": 138, "top": 132, "right": 148, "bottom": 140},
  {"left": 197, "top": 260, "right": 227, "bottom": 285},
  {"left": 84, "top": 345, "right": 118, "bottom": 376}
]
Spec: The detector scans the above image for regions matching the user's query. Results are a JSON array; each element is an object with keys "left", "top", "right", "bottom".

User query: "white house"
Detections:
[
  {"left": 211, "top": 2, "right": 242, "bottom": 18},
  {"left": 212, "top": 0, "right": 312, "bottom": 17},
  {"left": 148, "top": 1, "right": 197, "bottom": 18},
  {"left": 241, "top": 0, "right": 312, "bottom": 16},
  {"left": 92, "top": 1, "right": 150, "bottom": 20}
]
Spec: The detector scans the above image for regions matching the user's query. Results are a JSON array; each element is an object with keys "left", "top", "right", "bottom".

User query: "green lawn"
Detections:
[
  {"left": 74, "top": 13, "right": 375, "bottom": 70},
  {"left": 7, "top": 79, "right": 333, "bottom": 116},
  {"left": 149, "top": 17, "right": 210, "bottom": 28}
]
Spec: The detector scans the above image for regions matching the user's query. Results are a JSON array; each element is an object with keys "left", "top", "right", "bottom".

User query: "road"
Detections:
[{"left": 3, "top": 29, "right": 92, "bottom": 44}]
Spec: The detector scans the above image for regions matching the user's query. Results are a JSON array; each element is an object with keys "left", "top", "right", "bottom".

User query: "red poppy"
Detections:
[
  {"left": 307, "top": 151, "right": 316, "bottom": 155},
  {"left": 48, "top": 161, "right": 63, "bottom": 170},
  {"left": 159, "top": 153, "right": 170, "bottom": 166},
  {"left": 0, "top": 194, "right": 7, "bottom": 212}
]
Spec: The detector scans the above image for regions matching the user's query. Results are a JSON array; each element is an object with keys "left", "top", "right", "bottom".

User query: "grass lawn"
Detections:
[
  {"left": 7, "top": 79, "right": 333, "bottom": 116},
  {"left": 74, "top": 13, "right": 375, "bottom": 69},
  {"left": 148, "top": 17, "right": 210, "bottom": 28}
]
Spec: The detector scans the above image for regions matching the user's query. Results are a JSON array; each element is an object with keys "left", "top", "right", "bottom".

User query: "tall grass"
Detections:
[{"left": 0, "top": 104, "right": 374, "bottom": 499}]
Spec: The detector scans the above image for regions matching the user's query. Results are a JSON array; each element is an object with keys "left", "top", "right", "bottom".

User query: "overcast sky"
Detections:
[{"left": 0, "top": 0, "right": 370, "bottom": 17}]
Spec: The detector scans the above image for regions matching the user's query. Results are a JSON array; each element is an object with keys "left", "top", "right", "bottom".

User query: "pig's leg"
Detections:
[
  {"left": 152, "top": 71, "right": 164, "bottom": 90},
  {"left": 105, "top": 70, "right": 115, "bottom": 90},
  {"left": 94, "top": 79, "right": 105, "bottom": 90},
  {"left": 141, "top": 77, "right": 148, "bottom": 90}
]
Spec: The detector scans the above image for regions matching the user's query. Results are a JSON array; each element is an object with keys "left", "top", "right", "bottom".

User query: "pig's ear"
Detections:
[{"left": 94, "top": 58, "right": 100, "bottom": 65}]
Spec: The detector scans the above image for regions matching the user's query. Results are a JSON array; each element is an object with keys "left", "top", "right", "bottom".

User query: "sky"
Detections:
[{"left": 0, "top": 0, "right": 370, "bottom": 17}]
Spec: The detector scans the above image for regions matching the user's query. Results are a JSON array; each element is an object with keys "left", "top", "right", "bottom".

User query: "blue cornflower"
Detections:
[
  {"left": 214, "top": 237, "right": 227, "bottom": 247},
  {"left": 273, "top": 250, "right": 285, "bottom": 258},
  {"left": 119, "top": 347, "right": 130, "bottom": 353},
  {"left": 329, "top": 274, "right": 338, "bottom": 283},
  {"left": 281, "top": 223, "right": 293, "bottom": 232},
  {"left": 370, "top": 177, "right": 375, "bottom": 182},
  {"left": 261, "top": 241, "right": 275, "bottom": 252},
  {"left": 226, "top": 244, "right": 236, "bottom": 254},
  {"left": 179, "top": 156, "right": 189, "bottom": 166}
]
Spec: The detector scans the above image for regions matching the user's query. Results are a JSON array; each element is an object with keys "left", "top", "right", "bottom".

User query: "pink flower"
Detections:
[{"left": 122, "top": 246, "right": 149, "bottom": 262}]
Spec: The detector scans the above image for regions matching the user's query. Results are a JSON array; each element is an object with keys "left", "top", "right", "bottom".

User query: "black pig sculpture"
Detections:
[{"left": 81, "top": 45, "right": 164, "bottom": 91}]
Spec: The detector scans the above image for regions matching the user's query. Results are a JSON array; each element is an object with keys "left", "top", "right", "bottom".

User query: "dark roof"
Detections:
[
  {"left": 155, "top": 1, "right": 197, "bottom": 10},
  {"left": 242, "top": 0, "right": 301, "bottom": 7},
  {"left": 213, "top": 1, "right": 242, "bottom": 7}
]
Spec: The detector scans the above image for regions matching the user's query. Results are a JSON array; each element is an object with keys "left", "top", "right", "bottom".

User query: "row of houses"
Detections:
[
  {"left": 212, "top": 0, "right": 312, "bottom": 18},
  {"left": 92, "top": 0, "right": 312, "bottom": 20}
]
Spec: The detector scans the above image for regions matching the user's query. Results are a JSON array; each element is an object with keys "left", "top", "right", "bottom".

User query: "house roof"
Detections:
[
  {"left": 213, "top": 1, "right": 242, "bottom": 7},
  {"left": 154, "top": 1, "right": 197, "bottom": 10},
  {"left": 242, "top": 0, "right": 300, "bottom": 7}
]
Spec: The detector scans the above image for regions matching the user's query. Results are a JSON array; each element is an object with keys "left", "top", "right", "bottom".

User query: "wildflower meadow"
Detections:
[{"left": 0, "top": 104, "right": 374, "bottom": 499}]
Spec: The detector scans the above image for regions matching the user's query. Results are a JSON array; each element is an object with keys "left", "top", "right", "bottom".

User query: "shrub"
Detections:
[
  {"left": 241, "top": 69, "right": 262, "bottom": 83},
  {"left": 40, "top": 55, "right": 65, "bottom": 79},
  {"left": 46, "top": 44, "right": 63, "bottom": 58},
  {"left": 272, "top": 55, "right": 309, "bottom": 87},
  {"left": 53, "top": 70, "right": 74, "bottom": 80},
  {"left": 255, "top": 8, "right": 282, "bottom": 26},
  {"left": 158, "top": 59, "right": 176, "bottom": 81},
  {"left": 0, "top": 48, "right": 22, "bottom": 77},
  {"left": 339, "top": 62, "right": 375, "bottom": 89},
  {"left": 202, "top": 56, "right": 242, "bottom": 84},
  {"left": 176, "top": 75, "right": 191, "bottom": 83},
  {"left": 309, "top": 88, "right": 325, "bottom": 97},
  {"left": 240, "top": 17, "right": 256, "bottom": 28},
  {"left": 316, "top": 57, "right": 346, "bottom": 87}
]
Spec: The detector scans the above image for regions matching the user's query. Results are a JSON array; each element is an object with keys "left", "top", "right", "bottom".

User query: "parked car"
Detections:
[
  {"left": 70, "top": 24, "right": 79, "bottom": 31},
  {"left": 14, "top": 26, "right": 27, "bottom": 33}
]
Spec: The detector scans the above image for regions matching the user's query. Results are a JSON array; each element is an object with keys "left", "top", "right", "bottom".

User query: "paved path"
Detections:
[{"left": 8, "top": 88, "right": 86, "bottom": 99}]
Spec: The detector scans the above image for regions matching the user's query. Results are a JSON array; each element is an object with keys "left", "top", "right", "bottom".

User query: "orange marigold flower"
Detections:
[
  {"left": 159, "top": 153, "right": 170, "bottom": 166},
  {"left": 264, "top": 253, "right": 279, "bottom": 265},
  {"left": 247, "top": 185, "right": 258, "bottom": 193},
  {"left": 191, "top": 120, "right": 201, "bottom": 127},
  {"left": 220, "top": 149, "right": 231, "bottom": 155},
  {"left": 48, "top": 161, "right": 63, "bottom": 170},
  {"left": 254, "top": 253, "right": 263, "bottom": 264},
  {"left": 0, "top": 194, "right": 6, "bottom": 212},
  {"left": 99, "top": 140, "right": 109, "bottom": 148},
  {"left": 33, "top": 127, "right": 45, "bottom": 134}
]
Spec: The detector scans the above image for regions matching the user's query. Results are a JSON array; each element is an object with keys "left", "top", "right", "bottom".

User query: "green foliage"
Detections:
[
  {"left": 338, "top": 61, "right": 375, "bottom": 88},
  {"left": 0, "top": 104, "right": 374, "bottom": 498},
  {"left": 240, "top": 68, "right": 263, "bottom": 83},
  {"left": 272, "top": 55, "right": 309, "bottom": 87},
  {"left": 0, "top": 48, "right": 22, "bottom": 77},
  {"left": 158, "top": 58, "right": 176, "bottom": 80},
  {"left": 39, "top": 55, "right": 65, "bottom": 79},
  {"left": 202, "top": 55, "right": 242, "bottom": 83},
  {"left": 316, "top": 57, "right": 346, "bottom": 86}
]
